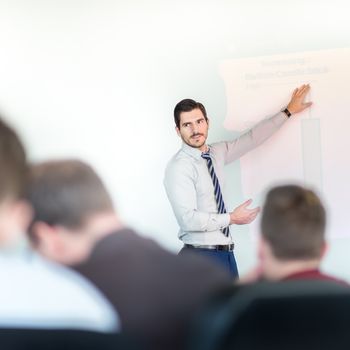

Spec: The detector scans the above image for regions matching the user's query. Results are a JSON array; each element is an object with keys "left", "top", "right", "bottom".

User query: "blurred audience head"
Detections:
[
  {"left": 26, "top": 159, "right": 121, "bottom": 264},
  {"left": 259, "top": 184, "right": 327, "bottom": 280},
  {"left": 0, "top": 117, "right": 31, "bottom": 246}
]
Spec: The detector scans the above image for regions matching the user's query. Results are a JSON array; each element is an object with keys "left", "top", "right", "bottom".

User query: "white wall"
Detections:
[{"left": 0, "top": 0, "right": 349, "bottom": 280}]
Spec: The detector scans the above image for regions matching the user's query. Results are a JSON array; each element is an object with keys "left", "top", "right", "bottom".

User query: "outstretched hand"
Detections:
[
  {"left": 229, "top": 199, "right": 260, "bottom": 225},
  {"left": 286, "top": 84, "right": 312, "bottom": 115}
]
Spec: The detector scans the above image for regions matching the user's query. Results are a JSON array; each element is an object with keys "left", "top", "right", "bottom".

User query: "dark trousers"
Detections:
[{"left": 179, "top": 246, "right": 239, "bottom": 279}]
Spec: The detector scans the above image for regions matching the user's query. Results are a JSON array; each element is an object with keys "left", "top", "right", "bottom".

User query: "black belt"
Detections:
[{"left": 184, "top": 243, "right": 234, "bottom": 252}]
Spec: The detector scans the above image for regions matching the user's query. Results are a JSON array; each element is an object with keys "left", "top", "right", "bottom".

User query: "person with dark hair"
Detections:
[
  {"left": 0, "top": 118, "right": 118, "bottom": 332},
  {"left": 25, "top": 159, "right": 232, "bottom": 350},
  {"left": 255, "top": 184, "right": 347, "bottom": 284},
  {"left": 164, "top": 85, "right": 312, "bottom": 277}
]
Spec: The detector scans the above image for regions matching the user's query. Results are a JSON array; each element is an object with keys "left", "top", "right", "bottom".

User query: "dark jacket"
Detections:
[{"left": 72, "top": 228, "right": 232, "bottom": 350}]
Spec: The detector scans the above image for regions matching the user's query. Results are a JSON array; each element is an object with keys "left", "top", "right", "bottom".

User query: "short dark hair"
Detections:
[
  {"left": 0, "top": 118, "right": 27, "bottom": 201},
  {"left": 174, "top": 99, "right": 208, "bottom": 129},
  {"left": 261, "top": 185, "right": 326, "bottom": 260},
  {"left": 26, "top": 160, "right": 114, "bottom": 242}
]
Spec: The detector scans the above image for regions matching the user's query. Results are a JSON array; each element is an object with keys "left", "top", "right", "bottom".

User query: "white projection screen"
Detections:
[{"left": 219, "top": 48, "right": 349, "bottom": 239}]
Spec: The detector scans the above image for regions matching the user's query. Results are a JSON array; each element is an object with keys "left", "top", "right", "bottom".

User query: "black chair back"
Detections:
[
  {"left": 0, "top": 328, "right": 139, "bottom": 350},
  {"left": 189, "top": 280, "right": 350, "bottom": 350}
]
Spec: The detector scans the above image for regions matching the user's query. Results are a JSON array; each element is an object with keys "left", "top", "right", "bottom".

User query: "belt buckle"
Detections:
[
  {"left": 219, "top": 243, "right": 234, "bottom": 252},
  {"left": 185, "top": 243, "right": 234, "bottom": 251}
]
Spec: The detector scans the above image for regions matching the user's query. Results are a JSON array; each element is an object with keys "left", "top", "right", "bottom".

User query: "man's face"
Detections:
[{"left": 176, "top": 108, "right": 209, "bottom": 151}]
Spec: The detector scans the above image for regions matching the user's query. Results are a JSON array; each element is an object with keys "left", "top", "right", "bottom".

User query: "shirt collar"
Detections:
[
  {"left": 283, "top": 269, "right": 321, "bottom": 280},
  {"left": 181, "top": 142, "right": 209, "bottom": 160}
]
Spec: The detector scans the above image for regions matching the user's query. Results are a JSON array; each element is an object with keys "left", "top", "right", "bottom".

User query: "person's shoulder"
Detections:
[
  {"left": 111, "top": 230, "right": 232, "bottom": 287},
  {"left": 83, "top": 229, "right": 170, "bottom": 268},
  {"left": 166, "top": 149, "right": 193, "bottom": 169},
  {"left": 90, "top": 229, "right": 159, "bottom": 255},
  {"left": 164, "top": 151, "right": 196, "bottom": 181},
  {"left": 30, "top": 253, "right": 119, "bottom": 332},
  {"left": 285, "top": 269, "right": 349, "bottom": 287},
  {"left": 0, "top": 250, "right": 119, "bottom": 332}
]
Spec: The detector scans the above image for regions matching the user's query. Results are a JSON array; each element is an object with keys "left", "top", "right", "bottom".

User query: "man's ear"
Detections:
[
  {"left": 31, "top": 221, "right": 61, "bottom": 257},
  {"left": 320, "top": 241, "right": 328, "bottom": 259},
  {"left": 175, "top": 126, "right": 181, "bottom": 137},
  {"left": 258, "top": 235, "right": 269, "bottom": 262}
]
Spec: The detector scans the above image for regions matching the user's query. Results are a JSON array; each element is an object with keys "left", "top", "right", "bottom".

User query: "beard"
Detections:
[{"left": 182, "top": 133, "right": 207, "bottom": 149}]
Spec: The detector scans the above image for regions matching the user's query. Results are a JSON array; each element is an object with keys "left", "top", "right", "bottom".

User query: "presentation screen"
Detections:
[{"left": 220, "top": 48, "right": 349, "bottom": 238}]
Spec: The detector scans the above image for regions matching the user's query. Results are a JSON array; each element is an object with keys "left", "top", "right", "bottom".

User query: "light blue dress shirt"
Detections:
[
  {"left": 164, "top": 112, "right": 287, "bottom": 245},
  {"left": 0, "top": 241, "right": 119, "bottom": 332}
]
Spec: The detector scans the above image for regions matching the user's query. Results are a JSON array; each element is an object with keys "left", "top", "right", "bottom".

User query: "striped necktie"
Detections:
[{"left": 201, "top": 151, "right": 230, "bottom": 237}]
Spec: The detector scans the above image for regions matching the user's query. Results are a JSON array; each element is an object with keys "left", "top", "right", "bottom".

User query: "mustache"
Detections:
[{"left": 191, "top": 133, "right": 204, "bottom": 138}]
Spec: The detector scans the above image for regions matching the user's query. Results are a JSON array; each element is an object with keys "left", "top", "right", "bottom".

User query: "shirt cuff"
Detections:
[
  {"left": 277, "top": 110, "right": 290, "bottom": 122},
  {"left": 218, "top": 213, "right": 231, "bottom": 228}
]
